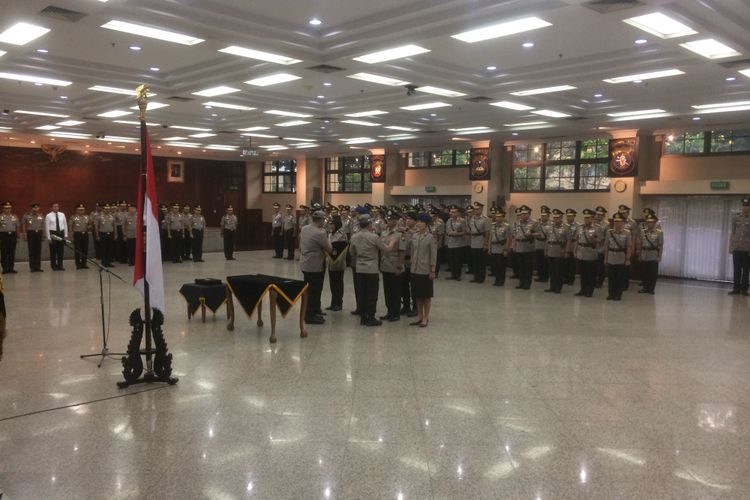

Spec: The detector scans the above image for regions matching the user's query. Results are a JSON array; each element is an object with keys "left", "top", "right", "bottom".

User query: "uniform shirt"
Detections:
[
  {"left": 401, "top": 227, "right": 417, "bottom": 259},
  {"left": 350, "top": 230, "right": 389, "bottom": 274},
  {"left": 513, "top": 219, "right": 536, "bottom": 253},
  {"left": 166, "top": 212, "right": 183, "bottom": 232},
  {"left": 432, "top": 218, "right": 445, "bottom": 247},
  {"left": 114, "top": 210, "right": 126, "bottom": 228},
  {"left": 639, "top": 227, "right": 664, "bottom": 262},
  {"left": 299, "top": 224, "right": 331, "bottom": 273},
  {"left": 160, "top": 212, "right": 169, "bottom": 230},
  {"left": 45, "top": 211, "right": 68, "bottom": 239},
  {"left": 730, "top": 212, "right": 750, "bottom": 251},
  {"left": 575, "top": 224, "right": 600, "bottom": 261},
  {"left": 605, "top": 229, "right": 631, "bottom": 265},
  {"left": 0, "top": 213, "right": 19, "bottom": 232},
  {"left": 96, "top": 214, "right": 115, "bottom": 233},
  {"left": 328, "top": 228, "right": 349, "bottom": 272},
  {"left": 445, "top": 217, "right": 467, "bottom": 249},
  {"left": 271, "top": 212, "right": 282, "bottom": 230},
  {"left": 622, "top": 217, "right": 638, "bottom": 248},
  {"left": 533, "top": 218, "right": 550, "bottom": 250},
  {"left": 544, "top": 223, "right": 570, "bottom": 258},
  {"left": 410, "top": 231, "right": 438, "bottom": 275},
  {"left": 70, "top": 214, "right": 90, "bottom": 233},
  {"left": 124, "top": 213, "right": 137, "bottom": 238},
  {"left": 283, "top": 213, "right": 295, "bottom": 231},
  {"left": 594, "top": 220, "right": 609, "bottom": 254},
  {"left": 23, "top": 212, "right": 44, "bottom": 232},
  {"left": 299, "top": 214, "right": 310, "bottom": 228},
  {"left": 380, "top": 226, "right": 405, "bottom": 273},
  {"left": 182, "top": 213, "right": 193, "bottom": 232},
  {"left": 490, "top": 221, "right": 510, "bottom": 254},
  {"left": 221, "top": 214, "right": 238, "bottom": 231},
  {"left": 191, "top": 215, "right": 206, "bottom": 230},
  {"left": 468, "top": 215, "right": 490, "bottom": 249}
]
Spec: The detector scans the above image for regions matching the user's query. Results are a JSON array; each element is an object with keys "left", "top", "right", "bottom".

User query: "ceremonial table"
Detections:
[{"left": 179, "top": 280, "right": 229, "bottom": 323}]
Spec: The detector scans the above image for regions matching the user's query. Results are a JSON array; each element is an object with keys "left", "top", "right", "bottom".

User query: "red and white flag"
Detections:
[{"left": 133, "top": 126, "right": 165, "bottom": 312}]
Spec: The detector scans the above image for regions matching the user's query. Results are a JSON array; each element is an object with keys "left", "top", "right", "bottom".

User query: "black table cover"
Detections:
[
  {"left": 226, "top": 274, "right": 308, "bottom": 318},
  {"left": 179, "top": 282, "right": 228, "bottom": 314}
]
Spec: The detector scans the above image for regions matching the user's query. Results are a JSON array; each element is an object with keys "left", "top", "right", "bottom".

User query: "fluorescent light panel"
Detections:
[
  {"left": 449, "top": 126, "right": 489, "bottom": 132},
  {"left": 56, "top": 120, "right": 85, "bottom": 126},
  {"left": 694, "top": 105, "right": 750, "bottom": 114},
  {"left": 603, "top": 68, "right": 684, "bottom": 84},
  {"left": 610, "top": 112, "right": 668, "bottom": 121},
  {"left": 503, "top": 121, "right": 548, "bottom": 127},
  {"left": 275, "top": 120, "right": 310, "bottom": 127},
  {"left": 170, "top": 125, "right": 212, "bottom": 131},
  {"left": 607, "top": 109, "right": 666, "bottom": 117},
  {"left": 622, "top": 13, "right": 696, "bottom": 39},
  {"left": 97, "top": 110, "right": 131, "bottom": 118},
  {"left": 353, "top": 44, "right": 430, "bottom": 64},
  {"left": 240, "top": 132, "right": 276, "bottom": 138},
  {"left": 490, "top": 100, "right": 534, "bottom": 111},
  {"left": 218, "top": 45, "right": 300, "bottom": 65},
  {"left": 245, "top": 73, "right": 301, "bottom": 87},
  {"left": 0, "top": 72, "right": 71, "bottom": 86},
  {"left": 531, "top": 109, "right": 571, "bottom": 118},
  {"left": 509, "top": 85, "right": 576, "bottom": 96},
  {"left": 264, "top": 110, "right": 312, "bottom": 118},
  {"left": 189, "top": 133, "right": 217, "bottom": 138},
  {"left": 191, "top": 86, "right": 241, "bottom": 97},
  {"left": 692, "top": 101, "right": 750, "bottom": 109},
  {"left": 380, "top": 134, "right": 417, "bottom": 140},
  {"left": 739, "top": 69, "right": 750, "bottom": 79},
  {"left": 101, "top": 135, "right": 137, "bottom": 143},
  {"left": 205, "top": 144, "right": 237, "bottom": 150},
  {"left": 129, "top": 102, "right": 169, "bottom": 111},
  {"left": 345, "top": 110, "right": 388, "bottom": 117},
  {"left": 35, "top": 125, "right": 60, "bottom": 130},
  {"left": 385, "top": 125, "right": 419, "bottom": 131},
  {"left": 0, "top": 50, "right": 6, "bottom": 57},
  {"left": 101, "top": 20, "right": 204, "bottom": 45},
  {"left": 89, "top": 85, "right": 151, "bottom": 96},
  {"left": 203, "top": 101, "right": 255, "bottom": 111},
  {"left": 238, "top": 126, "right": 270, "bottom": 132},
  {"left": 451, "top": 16, "right": 551, "bottom": 43},
  {"left": 347, "top": 73, "right": 409, "bottom": 86},
  {"left": 292, "top": 143, "right": 318, "bottom": 148},
  {"left": 166, "top": 142, "right": 201, "bottom": 148},
  {"left": 450, "top": 128, "right": 494, "bottom": 135},
  {"left": 400, "top": 102, "right": 452, "bottom": 111},
  {"left": 0, "top": 22, "right": 50, "bottom": 46},
  {"left": 416, "top": 86, "right": 466, "bottom": 97},
  {"left": 345, "top": 138, "right": 375, "bottom": 144},
  {"left": 15, "top": 110, "right": 69, "bottom": 118},
  {"left": 679, "top": 39, "right": 741, "bottom": 59},
  {"left": 283, "top": 137, "right": 315, "bottom": 142},
  {"left": 49, "top": 132, "right": 90, "bottom": 138},
  {"left": 340, "top": 119, "right": 380, "bottom": 127},
  {"left": 162, "top": 136, "right": 188, "bottom": 141},
  {"left": 113, "top": 120, "right": 159, "bottom": 126}
]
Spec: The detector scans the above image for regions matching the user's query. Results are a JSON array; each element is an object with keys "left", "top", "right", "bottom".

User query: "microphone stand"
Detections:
[{"left": 53, "top": 236, "right": 128, "bottom": 367}]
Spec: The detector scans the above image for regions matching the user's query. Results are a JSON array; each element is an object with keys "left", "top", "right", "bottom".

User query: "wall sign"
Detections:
[
  {"left": 425, "top": 186, "right": 436, "bottom": 193},
  {"left": 609, "top": 138, "right": 638, "bottom": 177},
  {"left": 469, "top": 148, "right": 490, "bottom": 180},
  {"left": 370, "top": 154, "right": 386, "bottom": 183},
  {"left": 710, "top": 180, "right": 730, "bottom": 190}
]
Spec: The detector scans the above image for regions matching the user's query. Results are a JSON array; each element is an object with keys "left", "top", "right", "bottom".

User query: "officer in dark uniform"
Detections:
[
  {"left": 545, "top": 209, "right": 570, "bottom": 293},
  {"left": 89, "top": 203, "right": 102, "bottom": 260},
  {"left": 69, "top": 204, "right": 91, "bottom": 269},
  {"left": 159, "top": 204, "right": 169, "bottom": 262},
  {"left": 22, "top": 203, "right": 44, "bottom": 272},
  {"left": 638, "top": 213, "right": 664, "bottom": 294},
  {"left": 511, "top": 205, "right": 535, "bottom": 289},
  {"left": 191, "top": 205, "right": 206, "bottom": 262},
  {"left": 0, "top": 202, "right": 19, "bottom": 274}
]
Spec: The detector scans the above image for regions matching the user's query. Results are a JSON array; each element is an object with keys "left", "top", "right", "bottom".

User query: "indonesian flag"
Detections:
[{"left": 133, "top": 126, "right": 165, "bottom": 312}]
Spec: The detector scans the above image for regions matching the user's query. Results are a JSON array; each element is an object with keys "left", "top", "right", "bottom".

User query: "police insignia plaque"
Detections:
[
  {"left": 370, "top": 155, "right": 386, "bottom": 183},
  {"left": 469, "top": 148, "right": 490, "bottom": 180},
  {"left": 609, "top": 138, "right": 638, "bottom": 177}
]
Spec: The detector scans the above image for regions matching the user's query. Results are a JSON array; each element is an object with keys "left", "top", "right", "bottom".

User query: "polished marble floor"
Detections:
[{"left": 0, "top": 251, "right": 749, "bottom": 499}]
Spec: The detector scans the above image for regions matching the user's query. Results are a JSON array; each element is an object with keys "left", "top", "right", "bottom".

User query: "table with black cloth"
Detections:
[
  {"left": 179, "top": 280, "right": 229, "bottom": 323},
  {"left": 226, "top": 274, "right": 309, "bottom": 343}
]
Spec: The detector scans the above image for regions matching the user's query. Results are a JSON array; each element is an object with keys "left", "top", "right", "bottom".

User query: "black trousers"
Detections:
[
  {"left": 607, "top": 263, "right": 627, "bottom": 299},
  {"left": 99, "top": 232, "right": 114, "bottom": 267},
  {"left": 73, "top": 232, "right": 89, "bottom": 268},
  {"left": 471, "top": 248, "right": 486, "bottom": 282},
  {"left": 490, "top": 252, "right": 507, "bottom": 285},
  {"left": 436, "top": 246, "right": 445, "bottom": 277},
  {"left": 578, "top": 259, "right": 597, "bottom": 296},
  {"left": 328, "top": 270, "right": 344, "bottom": 307},
  {"left": 535, "top": 249, "right": 549, "bottom": 282},
  {"left": 352, "top": 269, "right": 361, "bottom": 313},
  {"left": 93, "top": 231, "right": 102, "bottom": 260},
  {"left": 116, "top": 226, "right": 126, "bottom": 263},
  {"left": 160, "top": 229, "right": 169, "bottom": 261},
  {"left": 192, "top": 229, "right": 204, "bottom": 261},
  {"left": 516, "top": 251, "right": 534, "bottom": 288},
  {"left": 223, "top": 229, "right": 235, "bottom": 259},
  {"left": 382, "top": 271, "right": 401, "bottom": 317},
  {"left": 27, "top": 230, "right": 42, "bottom": 271},
  {"left": 0, "top": 232, "right": 17, "bottom": 272},
  {"left": 169, "top": 230, "right": 183, "bottom": 263},
  {"left": 302, "top": 271, "right": 325, "bottom": 319},
  {"left": 447, "top": 247, "right": 463, "bottom": 279},
  {"left": 731, "top": 250, "right": 749, "bottom": 292},
  {"left": 641, "top": 260, "right": 659, "bottom": 293},
  {"left": 511, "top": 251, "right": 519, "bottom": 278},
  {"left": 401, "top": 266, "right": 414, "bottom": 312},
  {"left": 548, "top": 257, "right": 564, "bottom": 292},
  {"left": 127, "top": 237, "right": 136, "bottom": 265},
  {"left": 49, "top": 230, "right": 65, "bottom": 269},
  {"left": 272, "top": 227, "right": 283, "bottom": 257},
  {"left": 596, "top": 253, "right": 606, "bottom": 287},
  {"left": 464, "top": 245, "right": 472, "bottom": 273},
  {"left": 284, "top": 229, "right": 295, "bottom": 258},
  {"left": 182, "top": 229, "right": 192, "bottom": 260},
  {"left": 564, "top": 256, "right": 576, "bottom": 285},
  {"left": 356, "top": 272, "right": 379, "bottom": 320}
]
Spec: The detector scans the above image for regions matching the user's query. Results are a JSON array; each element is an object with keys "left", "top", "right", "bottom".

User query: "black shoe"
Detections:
[
  {"left": 606, "top": 296, "right": 613, "bottom": 300},
  {"left": 445, "top": 277, "right": 456, "bottom": 280},
  {"left": 455, "top": 278, "right": 461, "bottom": 282},
  {"left": 515, "top": 285, "right": 524, "bottom": 289},
  {"left": 509, "top": 275, "right": 519, "bottom": 279},
  {"left": 351, "top": 310, "right": 361, "bottom": 315},
  {"left": 554, "top": 290, "right": 562, "bottom": 294},
  {"left": 638, "top": 289, "right": 649, "bottom": 294},
  {"left": 379, "top": 315, "right": 390, "bottom": 320},
  {"left": 388, "top": 315, "right": 400, "bottom": 322},
  {"left": 574, "top": 291, "right": 585, "bottom": 296},
  {"left": 305, "top": 316, "right": 325, "bottom": 325},
  {"left": 285, "top": 257, "right": 294, "bottom": 260},
  {"left": 7, "top": 270, "right": 17, "bottom": 274},
  {"left": 82, "top": 265, "right": 90, "bottom": 269},
  {"left": 469, "top": 279, "right": 478, "bottom": 283},
  {"left": 330, "top": 305, "right": 342, "bottom": 311},
  {"left": 316, "top": 311, "right": 326, "bottom": 316},
  {"left": 31, "top": 268, "right": 43, "bottom": 272},
  {"left": 406, "top": 310, "right": 418, "bottom": 317},
  {"left": 365, "top": 319, "right": 382, "bottom": 327},
  {"left": 585, "top": 293, "right": 593, "bottom": 297},
  {"left": 227, "top": 257, "right": 236, "bottom": 260},
  {"left": 493, "top": 282, "right": 504, "bottom": 287},
  {"left": 742, "top": 291, "right": 749, "bottom": 296},
  {"left": 544, "top": 288, "right": 554, "bottom": 292},
  {"left": 728, "top": 290, "right": 741, "bottom": 295},
  {"left": 360, "top": 318, "right": 366, "bottom": 325}
]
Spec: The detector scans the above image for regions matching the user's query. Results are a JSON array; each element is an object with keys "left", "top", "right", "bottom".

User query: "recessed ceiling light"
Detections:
[
  {"left": 531, "top": 109, "right": 571, "bottom": 118},
  {"left": 385, "top": 125, "right": 420, "bottom": 131},
  {"left": 429, "top": 113, "right": 437, "bottom": 117},
  {"left": 0, "top": 72, "right": 72, "bottom": 86},
  {"left": 238, "top": 126, "right": 269, "bottom": 132},
  {"left": 35, "top": 125, "right": 60, "bottom": 130},
  {"left": 101, "top": 20, "right": 204, "bottom": 45},
  {"left": 345, "top": 110, "right": 388, "bottom": 118},
  {"left": 56, "top": 120, "right": 85, "bottom": 126},
  {"left": 511, "top": 132, "right": 519, "bottom": 136},
  {"left": 36, "top": 48, "right": 48, "bottom": 53},
  {"left": 191, "top": 86, "right": 241, "bottom": 97},
  {"left": 316, "top": 95, "right": 325, "bottom": 99},
  {"left": 692, "top": 117, "right": 701, "bottom": 121},
  {"left": 603, "top": 68, "right": 684, "bottom": 84},
  {"left": 680, "top": 38, "right": 741, "bottom": 59},
  {"left": 452, "top": 16, "right": 551, "bottom": 43},
  {"left": 593, "top": 93, "right": 603, "bottom": 98},
  {"left": 607, "top": 109, "right": 666, "bottom": 117},
  {"left": 633, "top": 80, "right": 643, "bottom": 84},
  {"left": 14, "top": 110, "right": 69, "bottom": 118},
  {"left": 490, "top": 100, "right": 534, "bottom": 111},
  {"left": 170, "top": 125, "right": 212, "bottom": 131},
  {"left": 486, "top": 65, "right": 497, "bottom": 71},
  {"left": 522, "top": 42, "right": 534, "bottom": 48},
  {"left": 309, "top": 18, "right": 323, "bottom": 26},
  {"left": 622, "top": 12, "right": 696, "bottom": 39},
  {"left": 347, "top": 72, "right": 410, "bottom": 87},
  {"left": 245, "top": 73, "right": 301, "bottom": 86},
  {"left": 219, "top": 45, "right": 301, "bottom": 65},
  {"left": 89, "top": 85, "right": 152, "bottom": 96},
  {"left": 239, "top": 132, "right": 276, "bottom": 138},
  {"left": 34, "top": 82, "right": 43, "bottom": 87},
  {"left": 400, "top": 102, "right": 452, "bottom": 111},
  {"left": 59, "top": 95, "right": 68, "bottom": 99},
  {"left": 353, "top": 44, "right": 430, "bottom": 63},
  {"left": 129, "top": 45, "right": 141, "bottom": 51},
  {"left": 726, "top": 76, "right": 737, "bottom": 81},
  {"left": 416, "top": 86, "right": 466, "bottom": 97},
  {"left": 150, "top": 66, "right": 160, "bottom": 72},
  {"left": 128, "top": 102, "right": 169, "bottom": 111},
  {"left": 0, "top": 22, "right": 50, "bottom": 46},
  {"left": 509, "top": 85, "right": 576, "bottom": 96},
  {"left": 202, "top": 101, "right": 255, "bottom": 111},
  {"left": 189, "top": 132, "right": 217, "bottom": 138},
  {"left": 634, "top": 39, "right": 648, "bottom": 45},
  {"left": 275, "top": 120, "right": 311, "bottom": 127},
  {"left": 97, "top": 110, "right": 132, "bottom": 118},
  {"left": 340, "top": 119, "right": 380, "bottom": 127},
  {"left": 264, "top": 110, "right": 312, "bottom": 118},
  {"left": 323, "top": 82, "right": 332, "bottom": 86}
]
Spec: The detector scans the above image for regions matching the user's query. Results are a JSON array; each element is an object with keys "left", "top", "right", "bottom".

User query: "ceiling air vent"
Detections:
[
  {"left": 38, "top": 5, "right": 88, "bottom": 22},
  {"left": 80, "top": 116, "right": 103, "bottom": 121},
  {"left": 216, "top": 130, "right": 235, "bottom": 134},
  {"left": 566, "top": 116, "right": 588, "bottom": 121},
  {"left": 718, "top": 59, "right": 750, "bottom": 69},
  {"left": 581, "top": 0, "right": 642, "bottom": 14},
  {"left": 465, "top": 96, "right": 493, "bottom": 103},
  {"left": 167, "top": 96, "right": 195, "bottom": 102},
  {"left": 307, "top": 64, "right": 344, "bottom": 74}
]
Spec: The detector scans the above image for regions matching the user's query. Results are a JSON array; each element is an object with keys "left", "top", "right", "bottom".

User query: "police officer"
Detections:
[
  {"left": 573, "top": 209, "right": 601, "bottom": 297},
  {"left": 221, "top": 205, "right": 238, "bottom": 260},
  {"left": 431, "top": 208, "right": 446, "bottom": 277},
  {"left": 618, "top": 204, "right": 637, "bottom": 291},
  {"left": 604, "top": 213, "right": 632, "bottom": 301},
  {"left": 728, "top": 197, "right": 750, "bottom": 295},
  {"left": 445, "top": 206, "right": 467, "bottom": 281},
  {"left": 299, "top": 210, "right": 332, "bottom": 325},
  {"left": 89, "top": 203, "right": 102, "bottom": 260},
  {"left": 463, "top": 205, "right": 473, "bottom": 274},
  {"left": 380, "top": 210, "right": 406, "bottom": 321},
  {"left": 594, "top": 206, "right": 608, "bottom": 288},
  {"left": 124, "top": 204, "right": 137, "bottom": 266},
  {"left": 534, "top": 205, "right": 551, "bottom": 283},
  {"left": 488, "top": 207, "right": 510, "bottom": 286},
  {"left": 271, "top": 202, "right": 283, "bottom": 258},
  {"left": 511, "top": 205, "right": 535, "bottom": 289},
  {"left": 468, "top": 201, "right": 491, "bottom": 283},
  {"left": 283, "top": 204, "right": 296, "bottom": 260},
  {"left": 159, "top": 204, "right": 169, "bottom": 262},
  {"left": 95, "top": 204, "right": 116, "bottom": 268},
  {"left": 326, "top": 214, "right": 348, "bottom": 311},
  {"left": 166, "top": 203, "right": 184, "bottom": 263},
  {"left": 69, "top": 203, "right": 91, "bottom": 269},
  {"left": 45, "top": 202, "right": 68, "bottom": 271},
  {"left": 0, "top": 202, "right": 19, "bottom": 274},
  {"left": 22, "top": 203, "right": 44, "bottom": 272},
  {"left": 191, "top": 205, "right": 206, "bottom": 262},
  {"left": 563, "top": 209, "right": 579, "bottom": 285},
  {"left": 115, "top": 201, "right": 127, "bottom": 264},
  {"left": 182, "top": 204, "right": 193, "bottom": 261},
  {"left": 545, "top": 209, "right": 570, "bottom": 293},
  {"left": 638, "top": 213, "right": 664, "bottom": 294},
  {"left": 400, "top": 211, "right": 418, "bottom": 316}
]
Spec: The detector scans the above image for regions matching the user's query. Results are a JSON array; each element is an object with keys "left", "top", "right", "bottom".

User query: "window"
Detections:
[
  {"left": 263, "top": 160, "right": 296, "bottom": 193},
  {"left": 664, "top": 132, "right": 705, "bottom": 155},
  {"left": 407, "top": 149, "right": 471, "bottom": 168},
  {"left": 710, "top": 129, "right": 750, "bottom": 153},
  {"left": 511, "top": 139, "right": 610, "bottom": 192},
  {"left": 325, "top": 156, "right": 372, "bottom": 193}
]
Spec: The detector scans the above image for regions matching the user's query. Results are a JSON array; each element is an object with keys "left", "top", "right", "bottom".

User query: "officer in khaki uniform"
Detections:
[
  {"left": 728, "top": 197, "right": 750, "bottom": 295},
  {"left": 181, "top": 204, "right": 193, "bottom": 261},
  {"left": 115, "top": 201, "right": 127, "bottom": 264},
  {"left": 283, "top": 204, "right": 296, "bottom": 260},
  {"left": 380, "top": 210, "right": 406, "bottom": 321},
  {"left": 166, "top": 203, "right": 184, "bottom": 263},
  {"left": 604, "top": 213, "right": 632, "bottom": 301},
  {"left": 594, "top": 206, "right": 608, "bottom": 288},
  {"left": 89, "top": 203, "right": 102, "bottom": 260},
  {"left": 511, "top": 205, "right": 536, "bottom": 289},
  {"left": 124, "top": 204, "right": 137, "bottom": 266},
  {"left": 22, "top": 203, "right": 45, "bottom": 272},
  {"left": 69, "top": 204, "right": 91, "bottom": 269},
  {"left": 191, "top": 205, "right": 206, "bottom": 262},
  {"left": 533, "top": 205, "right": 551, "bottom": 283},
  {"left": 95, "top": 204, "right": 116, "bottom": 267},
  {"left": 573, "top": 209, "right": 602, "bottom": 297},
  {"left": 220, "top": 205, "right": 238, "bottom": 260},
  {"left": 638, "top": 213, "right": 664, "bottom": 295},
  {"left": 444, "top": 206, "right": 466, "bottom": 281},
  {"left": 468, "top": 201, "right": 491, "bottom": 283},
  {"left": 430, "top": 209, "right": 445, "bottom": 278},
  {"left": 271, "top": 202, "right": 283, "bottom": 258},
  {"left": 488, "top": 207, "right": 510, "bottom": 286},
  {"left": 0, "top": 202, "right": 19, "bottom": 274},
  {"left": 618, "top": 204, "right": 637, "bottom": 290},
  {"left": 545, "top": 209, "right": 570, "bottom": 293},
  {"left": 563, "top": 209, "right": 579, "bottom": 285}
]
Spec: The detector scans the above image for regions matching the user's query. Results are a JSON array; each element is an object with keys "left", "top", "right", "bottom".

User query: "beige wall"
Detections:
[
  {"left": 660, "top": 154, "right": 750, "bottom": 181},
  {"left": 404, "top": 167, "right": 468, "bottom": 186},
  {"left": 245, "top": 160, "right": 296, "bottom": 223}
]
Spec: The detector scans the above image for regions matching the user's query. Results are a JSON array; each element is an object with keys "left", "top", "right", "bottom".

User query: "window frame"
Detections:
[
  {"left": 405, "top": 148, "right": 471, "bottom": 169},
  {"left": 662, "top": 129, "right": 750, "bottom": 157},
  {"left": 262, "top": 159, "right": 297, "bottom": 193},
  {"left": 325, "top": 155, "right": 372, "bottom": 193}
]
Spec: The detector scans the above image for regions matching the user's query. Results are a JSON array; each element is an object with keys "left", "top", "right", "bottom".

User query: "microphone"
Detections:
[{"left": 50, "top": 234, "right": 72, "bottom": 244}]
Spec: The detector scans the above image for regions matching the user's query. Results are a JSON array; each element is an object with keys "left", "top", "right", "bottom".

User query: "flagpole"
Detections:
[{"left": 136, "top": 85, "right": 153, "bottom": 375}]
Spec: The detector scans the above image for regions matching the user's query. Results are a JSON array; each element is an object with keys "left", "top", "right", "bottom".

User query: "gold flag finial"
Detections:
[{"left": 136, "top": 84, "right": 149, "bottom": 120}]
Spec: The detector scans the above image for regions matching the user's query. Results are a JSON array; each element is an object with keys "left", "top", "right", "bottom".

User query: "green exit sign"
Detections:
[
  {"left": 425, "top": 186, "right": 436, "bottom": 193},
  {"left": 710, "top": 181, "right": 730, "bottom": 190}
]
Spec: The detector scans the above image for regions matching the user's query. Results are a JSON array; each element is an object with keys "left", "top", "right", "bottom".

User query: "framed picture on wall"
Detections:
[{"left": 167, "top": 159, "right": 185, "bottom": 183}]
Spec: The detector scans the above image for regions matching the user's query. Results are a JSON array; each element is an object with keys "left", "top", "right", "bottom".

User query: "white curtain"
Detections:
[{"left": 653, "top": 196, "right": 740, "bottom": 281}]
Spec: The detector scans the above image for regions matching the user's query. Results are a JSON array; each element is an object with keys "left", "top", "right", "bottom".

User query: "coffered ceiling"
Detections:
[{"left": 1, "top": 0, "right": 750, "bottom": 159}]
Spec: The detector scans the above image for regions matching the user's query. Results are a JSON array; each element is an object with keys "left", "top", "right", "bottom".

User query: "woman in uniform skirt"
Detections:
[{"left": 409, "top": 213, "right": 438, "bottom": 328}]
